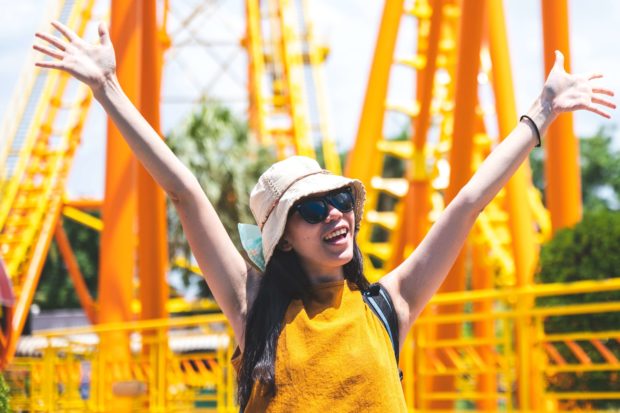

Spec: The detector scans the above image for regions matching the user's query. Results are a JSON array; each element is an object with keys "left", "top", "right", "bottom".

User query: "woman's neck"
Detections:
[{"left": 301, "top": 262, "right": 345, "bottom": 285}]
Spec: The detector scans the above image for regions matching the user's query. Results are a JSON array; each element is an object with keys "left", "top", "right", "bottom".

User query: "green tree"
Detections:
[
  {"left": 36, "top": 217, "right": 99, "bottom": 310},
  {"left": 536, "top": 210, "right": 620, "bottom": 408},
  {"left": 166, "top": 102, "right": 275, "bottom": 296},
  {"left": 0, "top": 373, "right": 11, "bottom": 413},
  {"left": 531, "top": 128, "right": 620, "bottom": 407},
  {"left": 529, "top": 126, "right": 620, "bottom": 210}
]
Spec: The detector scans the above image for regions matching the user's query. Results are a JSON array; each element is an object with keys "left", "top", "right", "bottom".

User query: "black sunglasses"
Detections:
[{"left": 290, "top": 187, "right": 355, "bottom": 224}]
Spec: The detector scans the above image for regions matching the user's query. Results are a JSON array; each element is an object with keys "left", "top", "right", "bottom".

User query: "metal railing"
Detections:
[
  {"left": 5, "top": 277, "right": 620, "bottom": 412},
  {"left": 5, "top": 313, "right": 237, "bottom": 412}
]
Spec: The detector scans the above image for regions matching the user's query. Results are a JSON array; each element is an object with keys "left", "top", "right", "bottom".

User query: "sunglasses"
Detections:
[{"left": 290, "top": 187, "right": 355, "bottom": 224}]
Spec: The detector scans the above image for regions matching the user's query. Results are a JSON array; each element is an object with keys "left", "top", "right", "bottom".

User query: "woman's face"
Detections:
[{"left": 282, "top": 192, "right": 355, "bottom": 281}]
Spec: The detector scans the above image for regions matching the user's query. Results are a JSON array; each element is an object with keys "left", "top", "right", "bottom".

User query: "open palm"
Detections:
[
  {"left": 33, "top": 21, "right": 116, "bottom": 92},
  {"left": 542, "top": 51, "right": 615, "bottom": 119}
]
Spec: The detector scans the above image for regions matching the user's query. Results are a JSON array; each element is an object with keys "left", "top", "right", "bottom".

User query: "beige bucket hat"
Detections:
[{"left": 246, "top": 156, "right": 365, "bottom": 269}]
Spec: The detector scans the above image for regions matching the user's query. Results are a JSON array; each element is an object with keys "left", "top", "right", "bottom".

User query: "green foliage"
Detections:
[
  {"left": 529, "top": 126, "right": 620, "bottom": 210},
  {"left": 36, "top": 216, "right": 100, "bottom": 310},
  {"left": 0, "top": 373, "right": 12, "bottom": 413},
  {"left": 580, "top": 128, "right": 620, "bottom": 210},
  {"left": 536, "top": 210, "right": 620, "bottom": 408},
  {"left": 166, "top": 102, "right": 275, "bottom": 296}
]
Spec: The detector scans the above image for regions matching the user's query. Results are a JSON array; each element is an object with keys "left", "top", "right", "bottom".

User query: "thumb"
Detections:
[
  {"left": 553, "top": 50, "right": 565, "bottom": 71},
  {"left": 98, "top": 22, "right": 111, "bottom": 46}
]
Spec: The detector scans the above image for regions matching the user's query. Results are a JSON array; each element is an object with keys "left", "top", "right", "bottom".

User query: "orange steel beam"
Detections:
[
  {"left": 541, "top": 0, "right": 581, "bottom": 232},
  {"left": 488, "top": 1, "right": 540, "bottom": 409},
  {"left": 54, "top": 221, "right": 97, "bottom": 323},
  {"left": 345, "top": 0, "right": 404, "bottom": 181},
  {"left": 393, "top": 0, "right": 445, "bottom": 269},
  {"left": 489, "top": 0, "right": 538, "bottom": 288},
  {"left": 544, "top": 342, "right": 567, "bottom": 365},
  {"left": 565, "top": 340, "right": 592, "bottom": 364},
  {"left": 98, "top": 0, "right": 140, "bottom": 324},
  {"left": 98, "top": 3, "right": 141, "bottom": 406},
  {"left": 138, "top": 5, "right": 168, "bottom": 408},
  {"left": 431, "top": 0, "right": 486, "bottom": 409},
  {"left": 138, "top": 0, "right": 168, "bottom": 324},
  {"left": 63, "top": 198, "right": 102, "bottom": 210},
  {"left": 393, "top": 4, "right": 444, "bottom": 405},
  {"left": 591, "top": 339, "right": 618, "bottom": 364}
]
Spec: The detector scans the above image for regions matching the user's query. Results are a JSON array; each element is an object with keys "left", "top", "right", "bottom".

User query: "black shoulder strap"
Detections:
[{"left": 362, "top": 283, "right": 403, "bottom": 380}]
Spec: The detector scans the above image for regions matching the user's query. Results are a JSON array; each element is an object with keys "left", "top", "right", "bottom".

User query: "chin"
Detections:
[{"left": 333, "top": 247, "right": 354, "bottom": 265}]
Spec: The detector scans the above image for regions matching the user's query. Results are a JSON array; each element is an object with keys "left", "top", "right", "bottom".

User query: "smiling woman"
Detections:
[{"left": 30, "top": 8, "right": 615, "bottom": 411}]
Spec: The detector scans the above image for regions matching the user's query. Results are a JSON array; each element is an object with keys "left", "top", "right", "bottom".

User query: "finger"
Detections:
[
  {"left": 32, "top": 43, "right": 65, "bottom": 60},
  {"left": 35, "top": 32, "right": 67, "bottom": 51},
  {"left": 553, "top": 50, "right": 565, "bottom": 71},
  {"left": 51, "top": 20, "right": 78, "bottom": 42},
  {"left": 592, "top": 96, "right": 617, "bottom": 110},
  {"left": 35, "top": 60, "right": 65, "bottom": 70},
  {"left": 585, "top": 105, "right": 611, "bottom": 119},
  {"left": 588, "top": 73, "right": 604, "bottom": 81},
  {"left": 98, "top": 22, "right": 111, "bottom": 46},
  {"left": 592, "top": 87, "right": 615, "bottom": 97}
]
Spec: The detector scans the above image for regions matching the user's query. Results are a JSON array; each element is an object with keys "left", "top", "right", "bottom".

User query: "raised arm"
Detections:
[
  {"left": 380, "top": 51, "right": 615, "bottom": 346},
  {"left": 33, "top": 21, "right": 258, "bottom": 343}
]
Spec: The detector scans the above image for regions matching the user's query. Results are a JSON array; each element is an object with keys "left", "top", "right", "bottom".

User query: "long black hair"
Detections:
[{"left": 236, "top": 238, "right": 370, "bottom": 409}]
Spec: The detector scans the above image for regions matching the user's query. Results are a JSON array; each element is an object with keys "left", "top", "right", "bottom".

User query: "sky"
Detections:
[{"left": 0, "top": 0, "right": 619, "bottom": 199}]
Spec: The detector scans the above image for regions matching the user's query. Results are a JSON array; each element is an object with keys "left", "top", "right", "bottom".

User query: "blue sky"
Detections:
[{"left": 1, "top": 0, "right": 619, "bottom": 199}]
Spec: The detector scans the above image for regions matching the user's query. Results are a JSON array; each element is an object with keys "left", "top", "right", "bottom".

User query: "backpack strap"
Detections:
[{"left": 362, "top": 283, "right": 403, "bottom": 380}]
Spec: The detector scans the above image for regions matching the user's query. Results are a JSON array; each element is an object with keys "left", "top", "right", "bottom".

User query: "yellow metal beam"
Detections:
[
  {"left": 62, "top": 205, "right": 103, "bottom": 231},
  {"left": 346, "top": 0, "right": 404, "bottom": 182}
]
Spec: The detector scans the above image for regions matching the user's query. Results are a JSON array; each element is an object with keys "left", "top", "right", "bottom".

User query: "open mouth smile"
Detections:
[{"left": 323, "top": 227, "right": 348, "bottom": 243}]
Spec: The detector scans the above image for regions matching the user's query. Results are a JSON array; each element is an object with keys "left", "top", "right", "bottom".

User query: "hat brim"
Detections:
[{"left": 261, "top": 173, "right": 365, "bottom": 266}]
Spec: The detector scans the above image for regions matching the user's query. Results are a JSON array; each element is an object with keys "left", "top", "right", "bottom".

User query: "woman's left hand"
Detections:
[{"left": 541, "top": 50, "right": 615, "bottom": 119}]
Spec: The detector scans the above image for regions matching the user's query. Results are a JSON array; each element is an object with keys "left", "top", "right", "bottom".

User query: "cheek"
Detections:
[
  {"left": 345, "top": 211, "right": 356, "bottom": 229},
  {"left": 283, "top": 217, "right": 315, "bottom": 246}
]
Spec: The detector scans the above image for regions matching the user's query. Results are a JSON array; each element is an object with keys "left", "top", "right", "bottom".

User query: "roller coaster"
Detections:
[{"left": 0, "top": 0, "right": 619, "bottom": 411}]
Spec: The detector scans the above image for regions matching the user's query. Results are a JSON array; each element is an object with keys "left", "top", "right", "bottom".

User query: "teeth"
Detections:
[{"left": 324, "top": 228, "right": 347, "bottom": 241}]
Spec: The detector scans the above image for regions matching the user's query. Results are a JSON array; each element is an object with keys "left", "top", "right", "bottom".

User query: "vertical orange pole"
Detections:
[
  {"left": 488, "top": 1, "right": 539, "bottom": 409},
  {"left": 391, "top": 2, "right": 445, "bottom": 407},
  {"left": 138, "top": 2, "right": 168, "bottom": 408},
  {"left": 541, "top": 0, "right": 581, "bottom": 232},
  {"left": 430, "top": 0, "right": 485, "bottom": 409},
  {"left": 138, "top": 0, "right": 168, "bottom": 323},
  {"left": 489, "top": 0, "right": 538, "bottom": 294},
  {"left": 395, "top": 0, "right": 445, "bottom": 265},
  {"left": 345, "top": 0, "right": 404, "bottom": 182},
  {"left": 98, "top": 0, "right": 141, "bottom": 407}
]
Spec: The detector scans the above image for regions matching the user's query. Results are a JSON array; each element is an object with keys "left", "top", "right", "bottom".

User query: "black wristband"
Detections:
[{"left": 519, "top": 115, "right": 541, "bottom": 148}]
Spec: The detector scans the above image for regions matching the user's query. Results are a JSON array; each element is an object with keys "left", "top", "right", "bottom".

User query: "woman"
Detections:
[{"left": 33, "top": 20, "right": 614, "bottom": 411}]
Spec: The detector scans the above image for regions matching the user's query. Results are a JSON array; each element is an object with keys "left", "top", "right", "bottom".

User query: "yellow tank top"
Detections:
[{"left": 232, "top": 280, "right": 407, "bottom": 412}]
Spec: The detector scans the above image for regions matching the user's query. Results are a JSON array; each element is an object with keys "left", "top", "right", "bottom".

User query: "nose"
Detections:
[{"left": 324, "top": 204, "right": 343, "bottom": 222}]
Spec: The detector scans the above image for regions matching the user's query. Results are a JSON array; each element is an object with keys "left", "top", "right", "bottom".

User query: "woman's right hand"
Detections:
[{"left": 33, "top": 21, "right": 116, "bottom": 93}]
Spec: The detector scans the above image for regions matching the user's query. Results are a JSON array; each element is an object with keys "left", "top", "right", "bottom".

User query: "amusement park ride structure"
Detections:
[{"left": 0, "top": 0, "right": 618, "bottom": 411}]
